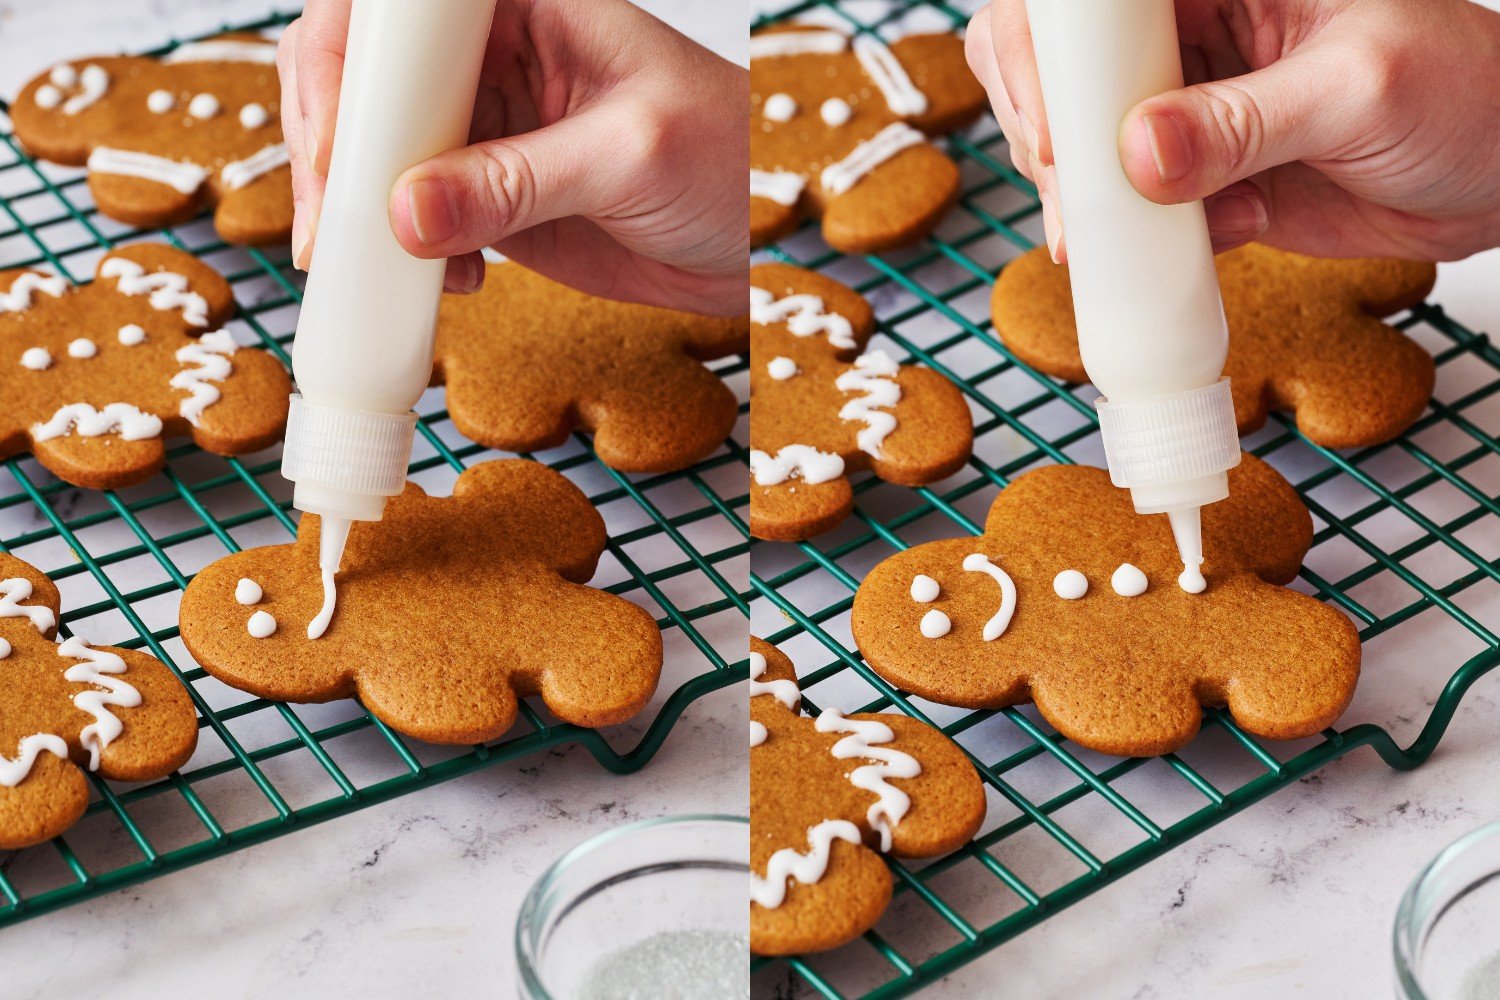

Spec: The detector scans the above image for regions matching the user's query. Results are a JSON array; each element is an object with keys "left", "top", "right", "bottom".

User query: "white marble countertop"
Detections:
[{"left": 0, "top": 1, "right": 1497, "bottom": 998}]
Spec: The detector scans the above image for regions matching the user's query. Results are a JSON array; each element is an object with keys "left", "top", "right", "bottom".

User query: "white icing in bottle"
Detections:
[
  {"left": 751, "top": 819, "right": 862, "bottom": 909},
  {"left": 815, "top": 709, "right": 921, "bottom": 851},
  {"left": 749, "top": 650, "right": 799, "bottom": 710},
  {"left": 247, "top": 610, "right": 277, "bottom": 638},
  {"left": 909, "top": 574, "right": 939, "bottom": 603},
  {"left": 1053, "top": 569, "right": 1088, "bottom": 600},
  {"left": 58, "top": 636, "right": 142, "bottom": 771},
  {"left": 835, "top": 351, "right": 901, "bottom": 458},
  {"left": 749, "top": 445, "right": 845, "bottom": 487},
  {"left": 1111, "top": 563, "right": 1149, "bottom": 597},
  {"left": 919, "top": 608, "right": 950, "bottom": 638},
  {"left": 234, "top": 578, "right": 263, "bottom": 605},
  {"left": 963, "top": 553, "right": 1018, "bottom": 641},
  {"left": 749, "top": 287, "right": 856, "bottom": 349}
]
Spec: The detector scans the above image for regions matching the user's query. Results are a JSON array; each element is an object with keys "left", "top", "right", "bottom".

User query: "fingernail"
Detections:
[
  {"left": 406, "top": 177, "right": 458, "bottom": 247},
  {"left": 1205, "top": 191, "right": 1268, "bottom": 240},
  {"left": 302, "top": 115, "right": 320, "bottom": 176},
  {"left": 1141, "top": 112, "right": 1193, "bottom": 184},
  {"left": 291, "top": 206, "right": 309, "bottom": 271},
  {"left": 1041, "top": 194, "right": 1063, "bottom": 264},
  {"left": 1017, "top": 107, "right": 1041, "bottom": 160},
  {"left": 450, "top": 255, "right": 483, "bottom": 294}
]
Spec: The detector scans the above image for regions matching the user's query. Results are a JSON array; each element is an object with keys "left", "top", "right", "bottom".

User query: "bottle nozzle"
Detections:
[{"left": 1168, "top": 506, "right": 1207, "bottom": 594}]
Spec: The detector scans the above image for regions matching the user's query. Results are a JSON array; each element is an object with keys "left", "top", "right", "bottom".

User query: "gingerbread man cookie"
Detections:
[
  {"left": 12, "top": 35, "right": 291, "bottom": 245},
  {"left": 0, "top": 553, "right": 199, "bottom": 850},
  {"left": 750, "top": 637, "right": 985, "bottom": 956},
  {"left": 180, "top": 460, "right": 663, "bottom": 745},
  {"left": 851, "top": 453, "right": 1361, "bottom": 757},
  {"left": 750, "top": 25, "right": 987, "bottom": 253},
  {"left": 750, "top": 263, "right": 973, "bottom": 541},
  {"left": 993, "top": 244, "right": 1437, "bottom": 448},
  {"left": 0, "top": 243, "right": 291, "bottom": 490},
  {"left": 433, "top": 263, "right": 749, "bottom": 473}
]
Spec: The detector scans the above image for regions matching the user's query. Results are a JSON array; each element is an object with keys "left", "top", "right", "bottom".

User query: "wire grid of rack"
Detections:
[
  {"left": 750, "top": 0, "right": 1500, "bottom": 996},
  {"left": 0, "top": 13, "right": 750, "bottom": 928}
]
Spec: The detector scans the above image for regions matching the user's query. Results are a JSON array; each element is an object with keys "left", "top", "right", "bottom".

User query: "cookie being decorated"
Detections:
[
  {"left": 851, "top": 454, "right": 1361, "bottom": 757},
  {"left": 0, "top": 243, "right": 291, "bottom": 490},
  {"left": 750, "top": 637, "right": 985, "bottom": 956},
  {"left": 750, "top": 25, "right": 987, "bottom": 252},
  {"left": 993, "top": 244, "right": 1437, "bottom": 447},
  {"left": 12, "top": 35, "right": 291, "bottom": 245},
  {"left": 433, "top": 263, "right": 748, "bottom": 473},
  {"left": 750, "top": 263, "right": 973, "bottom": 541},
  {"left": 0, "top": 553, "right": 199, "bottom": 850},
  {"left": 180, "top": 460, "right": 663, "bottom": 745}
]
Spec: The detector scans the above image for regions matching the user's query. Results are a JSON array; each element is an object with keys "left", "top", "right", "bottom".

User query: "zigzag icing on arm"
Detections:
[
  {"left": 814, "top": 709, "right": 921, "bottom": 852},
  {"left": 750, "top": 286, "right": 856, "bottom": 349},
  {"left": 821, "top": 122, "right": 925, "bottom": 196},
  {"left": 0, "top": 577, "right": 57, "bottom": 634},
  {"left": 852, "top": 35, "right": 928, "bottom": 116},
  {"left": 749, "top": 650, "right": 800, "bottom": 709},
  {"left": 31, "top": 402, "right": 163, "bottom": 443},
  {"left": 87, "top": 148, "right": 208, "bottom": 195},
  {"left": 835, "top": 350, "right": 902, "bottom": 459},
  {"left": 57, "top": 636, "right": 142, "bottom": 771},
  {"left": 170, "top": 329, "right": 238, "bottom": 425},
  {"left": 751, "top": 819, "right": 863, "bottom": 909},
  {"left": 0, "top": 734, "right": 69, "bottom": 788},
  {"left": 0, "top": 272, "right": 67, "bottom": 313},
  {"left": 749, "top": 169, "right": 805, "bottom": 207},
  {"left": 750, "top": 445, "right": 845, "bottom": 487},
  {"left": 99, "top": 257, "right": 210, "bottom": 326}
]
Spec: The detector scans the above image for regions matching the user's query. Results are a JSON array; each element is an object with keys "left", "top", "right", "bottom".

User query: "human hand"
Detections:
[
  {"left": 966, "top": 0, "right": 1500, "bottom": 263},
  {"left": 280, "top": 0, "right": 748, "bottom": 316}
]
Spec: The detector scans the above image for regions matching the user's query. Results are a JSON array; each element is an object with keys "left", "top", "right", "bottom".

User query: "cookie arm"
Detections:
[
  {"left": 189, "top": 346, "right": 293, "bottom": 456},
  {"left": 889, "top": 34, "right": 989, "bottom": 136},
  {"left": 877, "top": 715, "right": 986, "bottom": 859},
  {"left": 820, "top": 142, "right": 962, "bottom": 254},
  {"left": 92, "top": 648, "right": 199, "bottom": 783},
  {"left": 867, "top": 366, "right": 973, "bottom": 487}
]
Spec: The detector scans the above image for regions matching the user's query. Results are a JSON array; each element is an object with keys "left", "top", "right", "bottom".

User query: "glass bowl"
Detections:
[
  {"left": 516, "top": 814, "right": 749, "bottom": 1000},
  {"left": 1395, "top": 820, "right": 1500, "bottom": 999}
]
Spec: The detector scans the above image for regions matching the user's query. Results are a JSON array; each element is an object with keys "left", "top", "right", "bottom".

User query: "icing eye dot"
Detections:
[
  {"left": 820, "top": 98, "right": 852, "bottom": 126},
  {"left": 188, "top": 93, "right": 220, "bottom": 120},
  {"left": 239, "top": 102, "right": 269, "bottom": 129},
  {"left": 34, "top": 85, "right": 63, "bottom": 110},
  {"left": 117, "top": 324, "right": 146, "bottom": 346},
  {"left": 235, "top": 578, "right": 264, "bottom": 605},
  {"left": 247, "top": 610, "right": 277, "bottom": 638},
  {"left": 66, "top": 338, "right": 97, "bottom": 359},
  {"left": 766, "top": 356, "right": 798, "bottom": 381},
  {"left": 49, "top": 64, "right": 78, "bottom": 88},
  {"left": 1178, "top": 565, "right": 1207, "bottom": 594},
  {"left": 20, "top": 347, "right": 52, "bottom": 371},
  {"left": 0, "top": 636, "right": 10, "bottom": 659},
  {"left": 1111, "top": 563, "right": 1148, "bottom": 597},
  {"left": 750, "top": 720, "right": 767, "bottom": 747},
  {"left": 147, "top": 89, "right": 176, "bottom": 114},
  {"left": 763, "top": 92, "right": 797, "bottom": 123},
  {"left": 1053, "top": 569, "right": 1088, "bottom": 600},
  {"left": 919, "top": 608, "right": 951, "bottom": 639},
  {"left": 909, "top": 574, "right": 939, "bottom": 603}
]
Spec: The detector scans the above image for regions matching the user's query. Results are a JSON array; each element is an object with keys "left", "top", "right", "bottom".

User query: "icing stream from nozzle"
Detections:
[
  {"left": 1168, "top": 507, "right": 1206, "bottom": 594},
  {"left": 310, "top": 515, "right": 350, "bottom": 639}
]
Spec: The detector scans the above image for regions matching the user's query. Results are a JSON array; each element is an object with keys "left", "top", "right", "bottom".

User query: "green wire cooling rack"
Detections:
[
  {"left": 751, "top": 1, "right": 1500, "bottom": 996},
  {"left": 0, "top": 13, "right": 749, "bottom": 927}
]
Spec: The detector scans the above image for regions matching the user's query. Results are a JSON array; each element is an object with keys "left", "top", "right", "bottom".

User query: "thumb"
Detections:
[
  {"left": 389, "top": 106, "right": 636, "bottom": 259},
  {"left": 1117, "top": 47, "right": 1366, "bottom": 205}
]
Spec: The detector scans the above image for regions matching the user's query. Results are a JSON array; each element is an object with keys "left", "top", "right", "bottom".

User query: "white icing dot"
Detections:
[
  {"left": 750, "top": 720, "right": 767, "bottom": 747},
  {"left": 909, "top": 574, "right": 939, "bottom": 603},
  {"left": 1053, "top": 569, "right": 1088, "bottom": 600},
  {"left": 49, "top": 64, "right": 77, "bottom": 88},
  {"left": 763, "top": 93, "right": 797, "bottom": 123},
  {"left": 821, "top": 98, "right": 852, "bottom": 126},
  {"left": 147, "top": 89, "right": 176, "bottom": 114},
  {"left": 117, "top": 324, "right": 146, "bottom": 346},
  {"left": 0, "top": 636, "right": 10, "bottom": 659},
  {"left": 1178, "top": 565, "right": 1207, "bottom": 594},
  {"left": 1111, "top": 563, "right": 1148, "bottom": 597},
  {"left": 919, "top": 608, "right": 951, "bottom": 639},
  {"left": 20, "top": 347, "right": 52, "bottom": 371},
  {"left": 188, "top": 93, "right": 220, "bottom": 120},
  {"left": 247, "top": 610, "right": 276, "bottom": 638},
  {"left": 34, "top": 84, "right": 63, "bottom": 110},
  {"left": 234, "top": 578, "right": 263, "bottom": 605},
  {"left": 766, "top": 356, "right": 798, "bottom": 381},
  {"left": 239, "top": 102, "right": 269, "bottom": 129},
  {"left": 66, "top": 338, "right": 97, "bottom": 359}
]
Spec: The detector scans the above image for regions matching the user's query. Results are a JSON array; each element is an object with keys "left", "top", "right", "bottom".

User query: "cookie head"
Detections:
[
  {"left": 993, "top": 244, "right": 1437, "bottom": 447},
  {"left": 750, "top": 26, "right": 986, "bottom": 252},
  {"left": 0, "top": 243, "right": 292, "bottom": 490},
  {"left": 0, "top": 553, "right": 198, "bottom": 850},
  {"left": 750, "top": 638, "right": 985, "bottom": 956},
  {"left": 851, "top": 454, "right": 1361, "bottom": 757},
  {"left": 12, "top": 36, "right": 291, "bottom": 245},
  {"left": 180, "top": 460, "right": 664, "bottom": 745},
  {"left": 749, "top": 262, "right": 972, "bottom": 540},
  {"left": 433, "top": 263, "right": 748, "bottom": 473}
]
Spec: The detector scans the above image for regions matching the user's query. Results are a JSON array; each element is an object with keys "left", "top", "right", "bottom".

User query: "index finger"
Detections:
[
  {"left": 294, "top": 0, "right": 353, "bottom": 177},
  {"left": 990, "top": 0, "right": 1052, "bottom": 165}
]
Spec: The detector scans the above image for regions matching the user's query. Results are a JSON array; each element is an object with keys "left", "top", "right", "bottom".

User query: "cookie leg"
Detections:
[
  {"left": 820, "top": 144, "right": 961, "bottom": 254},
  {"left": 750, "top": 475, "right": 856, "bottom": 542},
  {"left": 751, "top": 193, "right": 804, "bottom": 248},
  {"left": 213, "top": 169, "right": 295, "bottom": 246},
  {"left": 0, "top": 753, "right": 89, "bottom": 851},
  {"left": 750, "top": 839, "right": 892, "bottom": 956},
  {"left": 1030, "top": 669, "right": 1204, "bottom": 758},
  {"left": 87, "top": 172, "right": 205, "bottom": 231},
  {"left": 581, "top": 370, "right": 740, "bottom": 473},
  {"left": 30, "top": 433, "right": 168, "bottom": 491}
]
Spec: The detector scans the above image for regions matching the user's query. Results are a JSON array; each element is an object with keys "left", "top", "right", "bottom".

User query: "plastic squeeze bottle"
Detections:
[
  {"left": 1023, "top": 0, "right": 1242, "bottom": 593},
  {"left": 280, "top": 0, "right": 497, "bottom": 637}
]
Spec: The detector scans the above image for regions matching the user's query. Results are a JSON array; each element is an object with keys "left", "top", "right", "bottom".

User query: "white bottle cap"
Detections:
[
  {"left": 1095, "top": 378, "right": 1241, "bottom": 514},
  {"left": 281, "top": 393, "right": 418, "bottom": 522}
]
